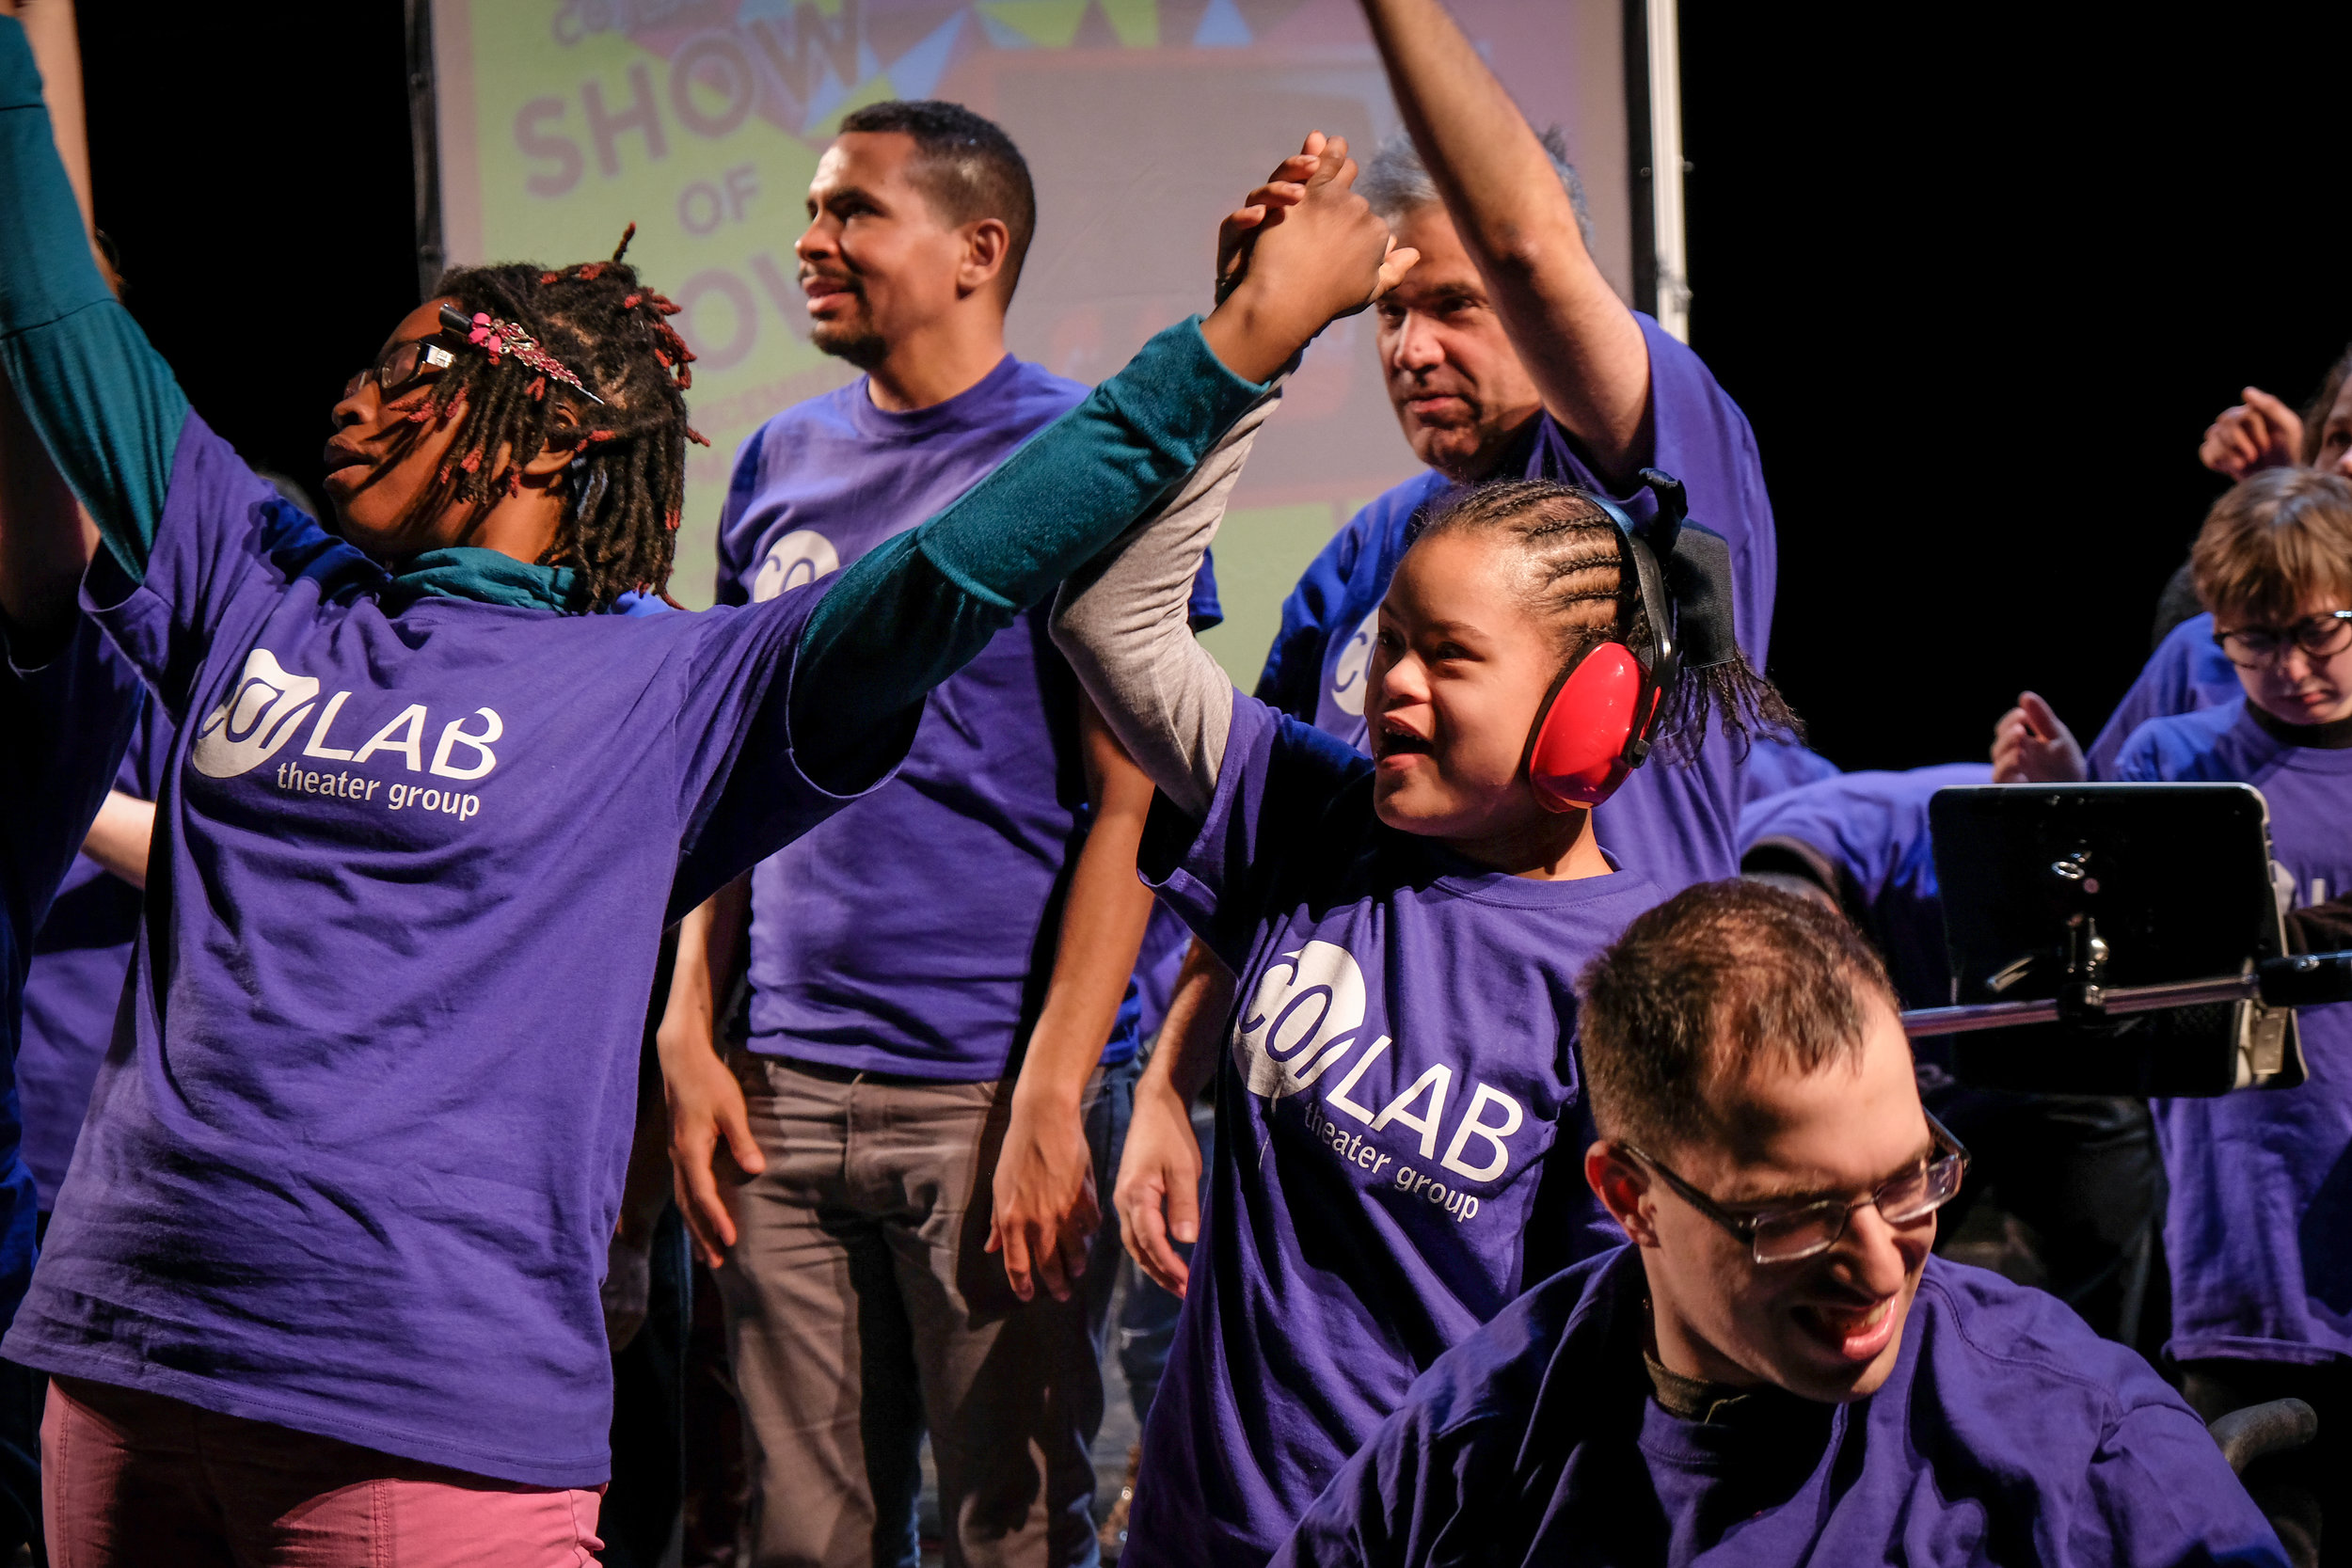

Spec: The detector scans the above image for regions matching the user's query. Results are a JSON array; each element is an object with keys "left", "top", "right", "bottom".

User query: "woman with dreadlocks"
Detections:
[{"left": 0, "top": 18, "right": 1411, "bottom": 1559}]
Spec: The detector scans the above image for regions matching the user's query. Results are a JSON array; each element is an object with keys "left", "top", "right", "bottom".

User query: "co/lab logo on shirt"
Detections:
[
  {"left": 192, "top": 647, "right": 504, "bottom": 784},
  {"left": 1328, "top": 608, "right": 1380, "bottom": 719},
  {"left": 193, "top": 649, "right": 322, "bottom": 778},
  {"left": 752, "top": 530, "right": 841, "bottom": 602},
  {"left": 1237, "top": 941, "right": 1529, "bottom": 1189}
]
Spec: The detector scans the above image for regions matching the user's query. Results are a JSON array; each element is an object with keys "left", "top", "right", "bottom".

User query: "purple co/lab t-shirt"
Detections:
[
  {"left": 2113, "top": 700, "right": 2352, "bottom": 1365},
  {"left": 1254, "top": 314, "right": 1775, "bottom": 895},
  {"left": 717, "top": 356, "right": 1216, "bottom": 1079},
  {"left": 20, "top": 680, "right": 173, "bottom": 1210},
  {"left": 1273, "top": 1247, "right": 2284, "bottom": 1568},
  {"left": 1124, "top": 693, "right": 1659, "bottom": 1568},
  {"left": 3, "top": 417, "right": 881, "bottom": 1489}
]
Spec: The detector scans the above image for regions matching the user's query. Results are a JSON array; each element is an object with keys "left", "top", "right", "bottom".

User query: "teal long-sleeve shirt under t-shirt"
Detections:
[{"left": 0, "top": 13, "right": 1279, "bottom": 1492}]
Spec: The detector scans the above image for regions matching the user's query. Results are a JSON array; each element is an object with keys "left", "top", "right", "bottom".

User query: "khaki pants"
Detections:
[{"left": 717, "top": 1051, "right": 1128, "bottom": 1568}]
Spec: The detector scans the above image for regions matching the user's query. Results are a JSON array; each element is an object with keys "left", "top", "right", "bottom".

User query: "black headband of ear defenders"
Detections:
[{"left": 1586, "top": 467, "right": 1740, "bottom": 673}]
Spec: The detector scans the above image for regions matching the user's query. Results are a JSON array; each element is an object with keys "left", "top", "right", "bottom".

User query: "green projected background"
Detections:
[{"left": 433, "top": 0, "right": 1629, "bottom": 679}]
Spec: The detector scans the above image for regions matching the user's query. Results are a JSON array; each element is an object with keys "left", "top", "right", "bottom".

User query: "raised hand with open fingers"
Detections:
[{"left": 1991, "top": 690, "right": 2088, "bottom": 784}]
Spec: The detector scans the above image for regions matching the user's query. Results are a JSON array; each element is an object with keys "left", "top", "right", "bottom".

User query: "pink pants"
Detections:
[{"left": 41, "top": 1376, "right": 604, "bottom": 1567}]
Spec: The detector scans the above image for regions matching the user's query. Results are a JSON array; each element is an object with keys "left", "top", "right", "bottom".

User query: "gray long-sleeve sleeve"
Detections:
[{"left": 1050, "top": 394, "right": 1279, "bottom": 818}]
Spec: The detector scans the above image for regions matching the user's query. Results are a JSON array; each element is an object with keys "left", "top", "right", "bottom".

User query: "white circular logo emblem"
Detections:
[
  {"left": 1329, "top": 608, "right": 1381, "bottom": 718},
  {"left": 1233, "top": 941, "right": 1370, "bottom": 1100},
  {"left": 751, "top": 530, "right": 841, "bottom": 603}
]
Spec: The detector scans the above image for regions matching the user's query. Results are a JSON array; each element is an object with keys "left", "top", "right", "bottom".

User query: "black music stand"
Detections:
[{"left": 1903, "top": 784, "right": 2350, "bottom": 1097}]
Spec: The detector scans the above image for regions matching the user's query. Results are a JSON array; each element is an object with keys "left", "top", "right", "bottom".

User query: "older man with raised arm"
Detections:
[
  {"left": 1274, "top": 880, "right": 2285, "bottom": 1568},
  {"left": 1253, "top": 0, "right": 1776, "bottom": 886}
]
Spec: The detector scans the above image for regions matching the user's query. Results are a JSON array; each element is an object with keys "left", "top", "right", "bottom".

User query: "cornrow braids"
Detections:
[
  {"left": 392, "top": 228, "right": 707, "bottom": 610},
  {"left": 1411, "top": 478, "right": 1799, "bottom": 761}
]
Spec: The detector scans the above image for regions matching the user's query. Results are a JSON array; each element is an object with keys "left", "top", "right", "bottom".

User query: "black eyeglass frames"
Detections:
[
  {"left": 2213, "top": 609, "right": 2352, "bottom": 669},
  {"left": 1623, "top": 1113, "right": 1970, "bottom": 1266},
  {"left": 342, "top": 338, "right": 457, "bottom": 404}
]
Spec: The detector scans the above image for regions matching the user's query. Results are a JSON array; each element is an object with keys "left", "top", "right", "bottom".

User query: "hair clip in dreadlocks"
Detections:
[{"left": 436, "top": 303, "right": 605, "bottom": 406}]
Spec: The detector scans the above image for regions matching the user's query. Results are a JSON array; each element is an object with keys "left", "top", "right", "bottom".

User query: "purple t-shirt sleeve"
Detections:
[
  {"left": 3, "top": 620, "right": 142, "bottom": 974},
  {"left": 0, "top": 621, "right": 140, "bottom": 1307},
  {"left": 1526, "top": 314, "right": 1777, "bottom": 669},
  {"left": 1268, "top": 1404, "right": 1469, "bottom": 1568},
  {"left": 2102, "top": 706, "right": 2239, "bottom": 784},
  {"left": 17, "top": 661, "right": 169, "bottom": 1208},
  {"left": 665, "top": 585, "right": 909, "bottom": 919},
  {"left": 1138, "top": 691, "right": 1372, "bottom": 970},
  {"left": 1742, "top": 735, "right": 1841, "bottom": 805},
  {"left": 711, "top": 427, "right": 767, "bottom": 610},
  {"left": 2086, "top": 613, "right": 2242, "bottom": 779},
  {"left": 2075, "top": 1405, "right": 2294, "bottom": 1567},
  {"left": 80, "top": 414, "right": 358, "bottom": 723}
]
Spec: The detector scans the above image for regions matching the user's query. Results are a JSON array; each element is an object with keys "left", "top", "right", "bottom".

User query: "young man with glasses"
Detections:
[
  {"left": 2107, "top": 467, "right": 2352, "bottom": 1567},
  {"left": 1271, "top": 879, "right": 2281, "bottom": 1568}
]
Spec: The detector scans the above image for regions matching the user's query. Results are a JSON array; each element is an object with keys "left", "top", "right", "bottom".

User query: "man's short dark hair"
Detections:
[
  {"left": 836, "top": 100, "right": 1036, "bottom": 298},
  {"left": 1577, "top": 879, "right": 1899, "bottom": 1155}
]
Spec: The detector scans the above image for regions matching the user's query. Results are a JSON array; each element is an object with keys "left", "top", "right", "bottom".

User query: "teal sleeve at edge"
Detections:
[
  {"left": 0, "top": 17, "right": 188, "bottom": 580},
  {"left": 792, "top": 315, "right": 1268, "bottom": 782}
]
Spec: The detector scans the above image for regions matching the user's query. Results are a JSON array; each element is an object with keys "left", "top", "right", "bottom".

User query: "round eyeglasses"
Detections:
[
  {"left": 1624, "top": 1114, "right": 1970, "bottom": 1266},
  {"left": 2213, "top": 610, "right": 2352, "bottom": 669}
]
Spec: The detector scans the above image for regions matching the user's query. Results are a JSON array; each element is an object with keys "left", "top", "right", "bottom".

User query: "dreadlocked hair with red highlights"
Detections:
[
  {"left": 1408, "top": 478, "right": 1800, "bottom": 762},
  {"left": 397, "top": 227, "right": 707, "bottom": 610}
]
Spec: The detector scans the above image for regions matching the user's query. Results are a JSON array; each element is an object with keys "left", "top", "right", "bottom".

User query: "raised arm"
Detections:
[
  {"left": 0, "top": 0, "right": 106, "bottom": 648},
  {"left": 1357, "top": 0, "right": 1649, "bottom": 478},
  {"left": 1050, "top": 398, "right": 1276, "bottom": 816},
  {"left": 0, "top": 13, "right": 189, "bottom": 582}
]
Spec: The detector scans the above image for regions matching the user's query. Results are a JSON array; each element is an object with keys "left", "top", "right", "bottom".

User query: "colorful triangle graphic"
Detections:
[{"left": 977, "top": 0, "right": 1092, "bottom": 48}]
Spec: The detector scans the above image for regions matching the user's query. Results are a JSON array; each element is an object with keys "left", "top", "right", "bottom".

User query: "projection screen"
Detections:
[{"left": 424, "top": 0, "right": 1662, "bottom": 675}]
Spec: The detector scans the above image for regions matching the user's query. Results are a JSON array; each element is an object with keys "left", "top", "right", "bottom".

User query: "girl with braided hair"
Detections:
[
  {"left": 0, "top": 15, "right": 1411, "bottom": 1558},
  {"left": 1048, "top": 365, "right": 1791, "bottom": 1564}
]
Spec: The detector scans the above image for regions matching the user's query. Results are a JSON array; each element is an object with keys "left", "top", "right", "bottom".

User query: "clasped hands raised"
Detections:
[{"left": 1199, "top": 130, "right": 1418, "bottom": 384}]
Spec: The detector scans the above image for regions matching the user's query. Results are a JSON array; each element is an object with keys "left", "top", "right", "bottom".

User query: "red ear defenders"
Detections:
[{"left": 1527, "top": 471, "right": 1687, "bottom": 813}]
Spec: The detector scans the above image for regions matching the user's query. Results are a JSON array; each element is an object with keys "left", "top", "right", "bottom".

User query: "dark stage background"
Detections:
[
  {"left": 1680, "top": 2, "right": 2352, "bottom": 768},
  {"left": 76, "top": 1, "right": 2352, "bottom": 772}
]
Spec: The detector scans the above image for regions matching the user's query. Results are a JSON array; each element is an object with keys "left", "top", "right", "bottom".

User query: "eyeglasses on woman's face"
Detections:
[{"left": 342, "top": 336, "right": 457, "bottom": 405}]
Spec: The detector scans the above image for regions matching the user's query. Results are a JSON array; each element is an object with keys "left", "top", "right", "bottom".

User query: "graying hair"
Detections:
[{"left": 1359, "top": 126, "right": 1595, "bottom": 252}]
